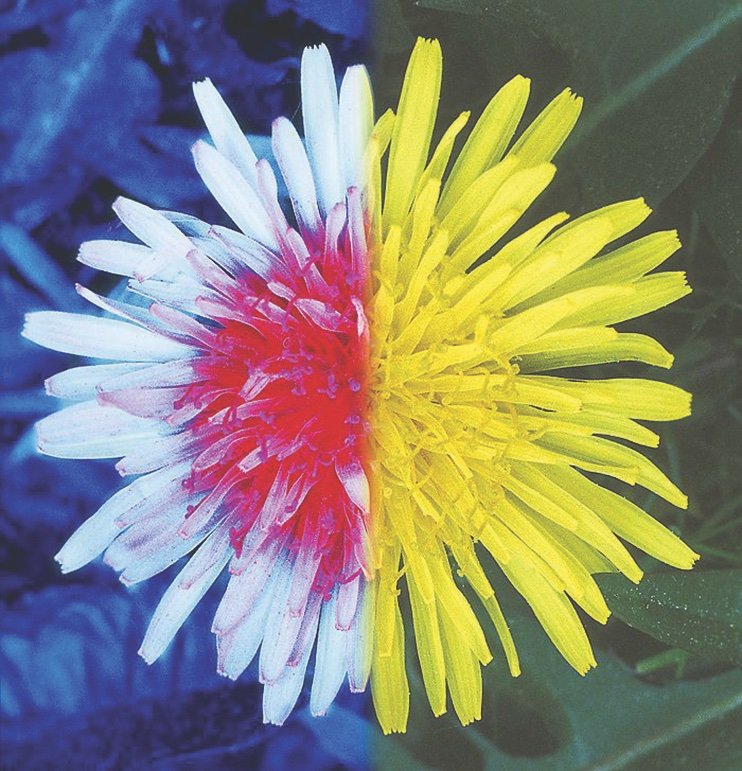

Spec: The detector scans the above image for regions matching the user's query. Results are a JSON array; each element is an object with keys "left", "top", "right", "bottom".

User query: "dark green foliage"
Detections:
[
  {"left": 373, "top": 2, "right": 742, "bottom": 766},
  {"left": 598, "top": 571, "right": 742, "bottom": 666}
]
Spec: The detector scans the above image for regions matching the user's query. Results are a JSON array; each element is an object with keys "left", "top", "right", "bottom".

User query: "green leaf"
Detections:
[
  {"left": 689, "top": 90, "right": 742, "bottom": 284},
  {"left": 409, "top": 0, "right": 741, "bottom": 206},
  {"left": 373, "top": 0, "right": 416, "bottom": 54},
  {"left": 597, "top": 570, "right": 742, "bottom": 666}
]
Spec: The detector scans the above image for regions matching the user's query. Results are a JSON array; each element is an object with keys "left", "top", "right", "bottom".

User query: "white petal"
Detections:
[
  {"left": 212, "top": 542, "right": 285, "bottom": 634},
  {"left": 111, "top": 464, "right": 195, "bottom": 528},
  {"left": 262, "top": 650, "right": 310, "bottom": 727},
  {"left": 189, "top": 233, "right": 244, "bottom": 277},
  {"left": 114, "top": 522, "right": 211, "bottom": 584},
  {"left": 129, "top": 277, "right": 218, "bottom": 315},
  {"left": 36, "top": 400, "right": 166, "bottom": 459},
  {"left": 260, "top": 610, "right": 305, "bottom": 686},
  {"left": 118, "top": 521, "right": 228, "bottom": 588},
  {"left": 118, "top": 537, "right": 197, "bottom": 584},
  {"left": 294, "top": 298, "right": 344, "bottom": 331},
  {"left": 277, "top": 473, "right": 316, "bottom": 527},
  {"left": 353, "top": 296, "right": 369, "bottom": 339},
  {"left": 209, "top": 225, "right": 277, "bottom": 280},
  {"left": 113, "top": 197, "right": 194, "bottom": 260},
  {"left": 23, "top": 311, "right": 194, "bottom": 361},
  {"left": 257, "top": 464, "right": 293, "bottom": 530},
  {"left": 126, "top": 249, "right": 198, "bottom": 284},
  {"left": 347, "top": 579, "right": 373, "bottom": 693},
  {"left": 98, "top": 359, "right": 198, "bottom": 392},
  {"left": 178, "top": 525, "right": 233, "bottom": 589},
  {"left": 287, "top": 590, "right": 322, "bottom": 667},
  {"left": 191, "top": 140, "right": 278, "bottom": 250},
  {"left": 134, "top": 302, "right": 216, "bottom": 347},
  {"left": 45, "top": 363, "right": 148, "bottom": 401},
  {"left": 98, "top": 385, "right": 186, "bottom": 420},
  {"left": 55, "top": 485, "right": 143, "bottom": 573},
  {"left": 160, "top": 211, "right": 212, "bottom": 238},
  {"left": 258, "top": 564, "right": 304, "bottom": 684},
  {"left": 335, "top": 457, "right": 370, "bottom": 513},
  {"left": 193, "top": 78, "right": 259, "bottom": 186},
  {"left": 139, "top": 536, "right": 230, "bottom": 664},
  {"left": 272, "top": 116, "right": 322, "bottom": 234},
  {"left": 129, "top": 250, "right": 182, "bottom": 283},
  {"left": 255, "top": 157, "right": 292, "bottom": 239},
  {"left": 55, "top": 462, "right": 190, "bottom": 572},
  {"left": 116, "top": 431, "right": 200, "bottom": 476},
  {"left": 336, "top": 575, "right": 360, "bottom": 632},
  {"left": 324, "top": 202, "right": 346, "bottom": 267},
  {"left": 180, "top": 247, "right": 241, "bottom": 298},
  {"left": 78, "top": 240, "right": 152, "bottom": 278},
  {"left": 346, "top": 186, "right": 368, "bottom": 282},
  {"left": 286, "top": 547, "right": 321, "bottom": 617},
  {"left": 217, "top": 568, "right": 276, "bottom": 680},
  {"left": 259, "top": 548, "right": 321, "bottom": 684},
  {"left": 338, "top": 65, "right": 373, "bottom": 190},
  {"left": 191, "top": 429, "right": 251, "bottom": 475},
  {"left": 301, "top": 44, "right": 343, "bottom": 214},
  {"left": 284, "top": 228, "right": 313, "bottom": 274},
  {"left": 310, "top": 587, "right": 350, "bottom": 716},
  {"left": 263, "top": 595, "right": 320, "bottom": 726},
  {"left": 75, "top": 284, "right": 164, "bottom": 332},
  {"left": 177, "top": 470, "right": 239, "bottom": 538}
]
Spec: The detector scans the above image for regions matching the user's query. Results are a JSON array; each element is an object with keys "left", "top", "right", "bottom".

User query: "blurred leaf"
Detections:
[
  {"left": 1, "top": 583, "right": 368, "bottom": 769},
  {"left": 0, "top": 0, "right": 88, "bottom": 34},
  {"left": 0, "top": 273, "right": 55, "bottom": 390},
  {"left": 300, "top": 705, "right": 376, "bottom": 769},
  {"left": 0, "top": 389, "right": 51, "bottom": 418},
  {"left": 3, "top": 677, "right": 274, "bottom": 770},
  {"left": 635, "top": 647, "right": 691, "bottom": 677},
  {"left": 374, "top": 0, "right": 415, "bottom": 54},
  {"left": 689, "top": 87, "right": 742, "bottom": 284},
  {"left": 597, "top": 570, "right": 742, "bottom": 666},
  {"left": 0, "top": 582, "right": 223, "bottom": 720},
  {"left": 100, "top": 130, "right": 205, "bottom": 209},
  {"left": 2, "top": 167, "right": 88, "bottom": 230},
  {"left": 0, "top": 222, "right": 82, "bottom": 312},
  {"left": 414, "top": 0, "right": 740, "bottom": 206},
  {"left": 0, "top": 0, "right": 161, "bottom": 189},
  {"left": 267, "top": 0, "right": 371, "bottom": 40}
]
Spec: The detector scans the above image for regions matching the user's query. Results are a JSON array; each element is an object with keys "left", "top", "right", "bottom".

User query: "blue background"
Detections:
[{"left": 1, "top": 1, "right": 371, "bottom": 768}]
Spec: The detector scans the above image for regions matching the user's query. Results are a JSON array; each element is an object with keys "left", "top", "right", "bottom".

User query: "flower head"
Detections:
[
  {"left": 24, "top": 38, "right": 698, "bottom": 733},
  {"left": 25, "top": 45, "right": 375, "bottom": 725},
  {"left": 366, "top": 39, "right": 698, "bottom": 732}
]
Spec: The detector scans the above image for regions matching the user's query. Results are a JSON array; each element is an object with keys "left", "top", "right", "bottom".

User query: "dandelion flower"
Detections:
[
  {"left": 24, "top": 38, "right": 698, "bottom": 733},
  {"left": 367, "top": 38, "right": 698, "bottom": 733},
  {"left": 25, "top": 44, "right": 375, "bottom": 726}
]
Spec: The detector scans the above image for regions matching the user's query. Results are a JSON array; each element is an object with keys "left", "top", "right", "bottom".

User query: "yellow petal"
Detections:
[
  {"left": 440, "top": 74, "right": 531, "bottom": 216},
  {"left": 506, "top": 87, "right": 583, "bottom": 166},
  {"left": 383, "top": 38, "right": 442, "bottom": 231}
]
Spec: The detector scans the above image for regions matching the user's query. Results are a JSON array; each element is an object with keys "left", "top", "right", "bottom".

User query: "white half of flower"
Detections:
[{"left": 22, "top": 44, "right": 375, "bottom": 726}]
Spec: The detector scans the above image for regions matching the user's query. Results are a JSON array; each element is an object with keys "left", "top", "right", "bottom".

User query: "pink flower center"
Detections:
[{"left": 176, "top": 222, "right": 370, "bottom": 596}]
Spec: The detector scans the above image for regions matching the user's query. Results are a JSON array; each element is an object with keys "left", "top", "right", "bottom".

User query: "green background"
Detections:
[{"left": 368, "top": 1, "right": 742, "bottom": 767}]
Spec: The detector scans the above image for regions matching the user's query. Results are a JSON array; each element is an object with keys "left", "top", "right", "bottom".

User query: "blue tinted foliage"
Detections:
[{"left": 1, "top": 1, "right": 370, "bottom": 768}]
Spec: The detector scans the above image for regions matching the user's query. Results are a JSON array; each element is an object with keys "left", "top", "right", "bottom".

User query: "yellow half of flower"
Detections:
[{"left": 366, "top": 38, "right": 699, "bottom": 734}]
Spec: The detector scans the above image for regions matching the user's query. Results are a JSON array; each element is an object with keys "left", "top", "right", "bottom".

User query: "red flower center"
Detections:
[{"left": 176, "top": 220, "right": 371, "bottom": 596}]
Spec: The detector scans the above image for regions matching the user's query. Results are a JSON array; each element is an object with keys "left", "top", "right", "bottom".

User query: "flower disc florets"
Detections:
[{"left": 164, "top": 213, "right": 372, "bottom": 599}]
